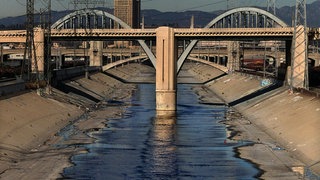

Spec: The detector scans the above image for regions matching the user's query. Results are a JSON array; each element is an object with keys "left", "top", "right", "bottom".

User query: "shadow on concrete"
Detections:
[
  {"left": 55, "top": 82, "right": 100, "bottom": 103},
  {"left": 229, "top": 81, "right": 284, "bottom": 106}
]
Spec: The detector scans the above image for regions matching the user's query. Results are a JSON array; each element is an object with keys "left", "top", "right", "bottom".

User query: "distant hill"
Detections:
[
  {"left": 0, "top": 0, "right": 320, "bottom": 29},
  {"left": 141, "top": 9, "right": 219, "bottom": 28}
]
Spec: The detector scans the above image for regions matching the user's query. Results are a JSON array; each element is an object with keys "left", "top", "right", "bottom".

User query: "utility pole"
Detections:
[
  {"left": 42, "top": 0, "right": 52, "bottom": 90},
  {"left": 291, "top": 0, "right": 308, "bottom": 90},
  {"left": 69, "top": 0, "right": 105, "bottom": 79},
  {"left": 227, "top": 0, "right": 229, "bottom": 11},
  {"left": 267, "top": 0, "right": 276, "bottom": 15},
  {"left": 267, "top": 0, "right": 278, "bottom": 78},
  {"left": 39, "top": 0, "right": 52, "bottom": 85},
  {"left": 0, "top": 45, "right": 3, "bottom": 65},
  {"left": 23, "top": 0, "right": 39, "bottom": 82},
  {"left": 70, "top": 0, "right": 106, "bottom": 9}
]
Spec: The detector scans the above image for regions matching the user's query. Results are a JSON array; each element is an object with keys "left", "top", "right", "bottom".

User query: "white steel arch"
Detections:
[
  {"left": 51, "top": 9, "right": 156, "bottom": 68},
  {"left": 177, "top": 7, "right": 288, "bottom": 71}
]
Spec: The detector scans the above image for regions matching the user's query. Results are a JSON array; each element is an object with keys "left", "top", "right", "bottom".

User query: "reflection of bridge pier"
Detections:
[{"left": 150, "top": 111, "right": 177, "bottom": 176}]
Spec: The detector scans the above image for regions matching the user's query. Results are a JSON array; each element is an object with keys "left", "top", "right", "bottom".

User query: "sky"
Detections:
[{"left": 0, "top": 0, "right": 318, "bottom": 19}]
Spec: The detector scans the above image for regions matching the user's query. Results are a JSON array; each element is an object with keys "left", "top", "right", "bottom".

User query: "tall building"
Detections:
[{"left": 114, "top": 0, "right": 141, "bottom": 29}]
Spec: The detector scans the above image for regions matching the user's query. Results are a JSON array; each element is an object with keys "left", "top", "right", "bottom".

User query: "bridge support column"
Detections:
[
  {"left": 89, "top": 41, "right": 103, "bottom": 67},
  {"left": 33, "top": 28, "right": 45, "bottom": 76},
  {"left": 156, "top": 27, "right": 177, "bottom": 111},
  {"left": 227, "top": 41, "right": 240, "bottom": 72},
  {"left": 291, "top": 25, "right": 308, "bottom": 89}
]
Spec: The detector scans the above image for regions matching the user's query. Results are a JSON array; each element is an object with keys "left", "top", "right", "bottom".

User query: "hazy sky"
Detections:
[{"left": 1, "top": 0, "right": 317, "bottom": 18}]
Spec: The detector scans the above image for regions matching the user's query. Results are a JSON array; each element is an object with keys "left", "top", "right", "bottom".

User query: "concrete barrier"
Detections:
[
  {"left": 51, "top": 66, "right": 101, "bottom": 85},
  {"left": 0, "top": 78, "right": 25, "bottom": 96}
]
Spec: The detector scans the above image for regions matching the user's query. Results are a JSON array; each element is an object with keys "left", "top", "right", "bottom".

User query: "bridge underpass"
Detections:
[
  {"left": 102, "top": 55, "right": 148, "bottom": 71},
  {"left": 3, "top": 46, "right": 320, "bottom": 72}
]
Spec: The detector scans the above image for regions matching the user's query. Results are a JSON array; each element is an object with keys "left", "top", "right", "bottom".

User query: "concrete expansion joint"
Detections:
[{"left": 156, "top": 90, "right": 176, "bottom": 93}]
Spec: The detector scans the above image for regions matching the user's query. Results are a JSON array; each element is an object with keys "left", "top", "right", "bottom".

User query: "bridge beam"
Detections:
[{"left": 156, "top": 27, "right": 177, "bottom": 111}]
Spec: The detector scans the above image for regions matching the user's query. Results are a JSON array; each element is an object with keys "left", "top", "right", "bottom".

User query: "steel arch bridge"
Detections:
[
  {"left": 51, "top": 9, "right": 157, "bottom": 68},
  {"left": 177, "top": 7, "right": 288, "bottom": 71}
]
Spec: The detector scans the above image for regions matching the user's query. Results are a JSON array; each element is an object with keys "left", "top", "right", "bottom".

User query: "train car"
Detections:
[{"left": 240, "top": 56, "right": 275, "bottom": 71}]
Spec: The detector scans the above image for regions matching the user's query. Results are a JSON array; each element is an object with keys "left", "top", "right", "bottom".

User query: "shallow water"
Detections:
[{"left": 63, "top": 84, "right": 260, "bottom": 179}]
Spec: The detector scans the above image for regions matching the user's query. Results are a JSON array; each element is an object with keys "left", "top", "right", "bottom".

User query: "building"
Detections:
[{"left": 114, "top": 0, "right": 141, "bottom": 29}]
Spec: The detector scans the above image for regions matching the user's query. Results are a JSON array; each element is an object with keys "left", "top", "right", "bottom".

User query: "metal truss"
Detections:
[
  {"left": 267, "top": 0, "right": 276, "bottom": 15},
  {"left": 23, "top": 0, "right": 39, "bottom": 82}
]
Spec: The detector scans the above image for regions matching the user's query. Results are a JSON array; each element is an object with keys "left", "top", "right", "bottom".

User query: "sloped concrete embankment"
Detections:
[
  {"left": 0, "top": 91, "right": 82, "bottom": 174},
  {"left": 0, "top": 64, "right": 153, "bottom": 178},
  {"left": 188, "top": 63, "right": 320, "bottom": 177}
]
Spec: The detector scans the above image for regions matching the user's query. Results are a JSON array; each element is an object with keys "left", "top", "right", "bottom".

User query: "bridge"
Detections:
[
  {"left": 102, "top": 55, "right": 148, "bottom": 71},
  {"left": 0, "top": 7, "right": 318, "bottom": 111}
]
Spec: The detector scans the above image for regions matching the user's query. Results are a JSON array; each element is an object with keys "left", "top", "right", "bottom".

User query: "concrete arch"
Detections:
[
  {"left": 177, "top": 7, "right": 288, "bottom": 72},
  {"left": 51, "top": 9, "right": 156, "bottom": 68},
  {"left": 102, "top": 55, "right": 148, "bottom": 71},
  {"left": 187, "top": 57, "right": 228, "bottom": 73}
]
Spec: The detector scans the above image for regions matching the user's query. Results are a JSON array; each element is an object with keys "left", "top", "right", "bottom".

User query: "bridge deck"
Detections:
[{"left": 0, "top": 27, "right": 300, "bottom": 43}]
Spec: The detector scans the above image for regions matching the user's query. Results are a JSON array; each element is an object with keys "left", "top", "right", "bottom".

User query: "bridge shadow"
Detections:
[
  {"left": 55, "top": 81, "right": 100, "bottom": 103},
  {"left": 102, "top": 71, "right": 129, "bottom": 84},
  {"left": 228, "top": 80, "right": 283, "bottom": 106}
]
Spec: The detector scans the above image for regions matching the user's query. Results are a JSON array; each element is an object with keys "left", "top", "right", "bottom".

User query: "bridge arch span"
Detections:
[
  {"left": 177, "top": 7, "right": 288, "bottom": 72},
  {"left": 187, "top": 57, "right": 229, "bottom": 73},
  {"left": 206, "top": 7, "right": 287, "bottom": 28},
  {"left": 52, "top": 9, "right": 130, "bottom": 29},
  {"left": 102, "top": 55, "right": 228, "bottom": 74},
  {"left": 102, "top": 55, "right": 148, "bottom": 71},
  {"left": 51, "top": 9, "right": 156, "bottom": 68}
]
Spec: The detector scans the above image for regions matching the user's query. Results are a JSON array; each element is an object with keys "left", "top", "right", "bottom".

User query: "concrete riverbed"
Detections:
[
  {"left": 187, "top": 62, "right": 320, "bottom": 179},
  {"left": 0, "top": 62, "right": 319, "bottom": 179}
]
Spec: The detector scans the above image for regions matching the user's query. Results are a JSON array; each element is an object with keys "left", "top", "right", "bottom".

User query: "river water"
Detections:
[{"left": 62, "top": 84, "right": 260, "bottom": 179}]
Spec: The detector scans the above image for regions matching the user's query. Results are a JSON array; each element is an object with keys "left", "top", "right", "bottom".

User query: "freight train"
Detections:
[{"left": 240, "top": 55, "right": 275, "bottom": 71}]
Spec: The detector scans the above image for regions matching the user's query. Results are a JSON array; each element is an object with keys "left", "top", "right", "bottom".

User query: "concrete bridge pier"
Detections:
[
  {"left": 156, "top": 27, "right": 177, "bottom": 111},
  {"left": 89, "top": 41, "right": 103, "bottom": 66},
  {"left": 33, "top": 28, "right": 45, "bottom": 75},
  {"left": 227, "top": 41, "right": 240, "bottom": 72}
]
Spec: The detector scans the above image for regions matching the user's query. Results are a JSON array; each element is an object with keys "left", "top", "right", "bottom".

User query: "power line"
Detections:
[
  {"left": 70, "top": 0, "right": 106, "bottom": 9},
  {"left": 55, "top": 0, "right": 69, "bottom": 11},
  {"left": 15, "top": 0, "right": 26, "bottom": 7},
  {"left": 178, "top": 0, "right": 226, "bottom": 12}
]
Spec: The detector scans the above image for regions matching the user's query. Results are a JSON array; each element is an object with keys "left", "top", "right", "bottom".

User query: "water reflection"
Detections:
[
  {"left": 62, "top": 84, "right": 259, "bottom": 179},
  {"left": 147, "top": 111, "right": 177, "bottom": 178}
]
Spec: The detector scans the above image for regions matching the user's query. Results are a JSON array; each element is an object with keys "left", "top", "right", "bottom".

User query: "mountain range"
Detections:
[{"left": 0, "top": 0, "right": 320, "bottom": 29}]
